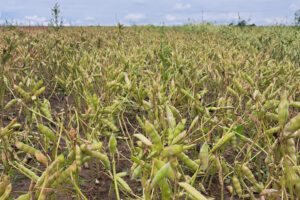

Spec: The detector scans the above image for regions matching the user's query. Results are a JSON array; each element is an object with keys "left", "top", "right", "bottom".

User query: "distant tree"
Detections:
[
  {"left": 231, "top": 13, "right": 254, "bottom": 27},
  {"left": 4, "top": 19, "right": 15, "bottom": 30},
  {"left": 295, "top": 9, "right": 300, "bottom": 26},
  {"left": 228, "top": 21, "right": 235, "bottom": 26},
  {"left": 229, "top": 15, "right": 255, "bottom": 27},
  {"left": 237, "top": 19, "right": 247, "bottom": 27},
  {"left": 50, "top": 2, "right": 63, "bottom": 30}
]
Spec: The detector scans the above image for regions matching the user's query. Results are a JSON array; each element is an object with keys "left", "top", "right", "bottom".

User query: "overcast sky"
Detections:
[{"left": 0, "top": 0, "right": 299, "bottom": 26}]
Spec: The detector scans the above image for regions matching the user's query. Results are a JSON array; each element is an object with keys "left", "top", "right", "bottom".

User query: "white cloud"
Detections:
[
  {"left": 24, "top": 15, "right": 47, "bottom": 25},
  {"left": 203, "top": 12, "right": 239, "bottom": 22},
  {"left": 84, "top": 16, "right": 94, "bottom": 21},
  {"left": 25, "top": 15, "right": 47, "bottom": 22},
  {"left": 74, "top": 20, "right": 82, "bottom": 24},
  {"left": 262, "top": 17, "right": 287, "bottom": 25},
  {"left": 290, "top": 3, "right": 300, "bottom": 11},
  {"left": 165, "top": 14, "right": 176, "bottom": 21},
  {"left": 133, "top": 0, "right": 147, "bottom": 4},
  {"left": 124, "top": 13, "right": 145, "bottom": 21},
  {"left": 174, "top": 3, "right": 191, "bottom": 10}
]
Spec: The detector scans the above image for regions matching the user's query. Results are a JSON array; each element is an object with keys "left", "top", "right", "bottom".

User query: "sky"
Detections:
[{"left": 0, "top": 0, "right": 299, "bottom": 26}]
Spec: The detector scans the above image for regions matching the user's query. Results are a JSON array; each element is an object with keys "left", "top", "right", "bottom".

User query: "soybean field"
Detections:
[{"left": 0, "top": 25, "right": 300, "bottom": 200}]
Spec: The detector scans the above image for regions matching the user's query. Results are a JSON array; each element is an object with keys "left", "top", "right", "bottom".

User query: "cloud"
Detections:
[
  {"left": 0, "top": 0, "right": 298, "bottom": 26},
  {"left": 124, "top": 13, "right": 145, "bottom": 21},
  {"left": 24, "top": 15, "right": 47, "bottom": 25},
  {"left": 165, "top": 14, "right": 176, "bottom": 21},
  {"left": 132, "top": 0, "right": 147, "bottom": 4},
  {"left": 203, "top": 12, "right": 239, "bottom": 22},
  {"left": 262, "top": 17, "right": 287, "bottom": 25},
  {"left": 25, "top": 15, "right": 46, "bottom": 22},
  {"left": 84, "top": 16, "right": 94, "bottom": 21},
  {"left": 290, "top": 3, "right": 300, "bottom": 11},
  {"left": 74, "top": 20, "right": 82, "bottom": 24},
  {"left": 174, "top": 3, "right": 191, "bottom": 10}
]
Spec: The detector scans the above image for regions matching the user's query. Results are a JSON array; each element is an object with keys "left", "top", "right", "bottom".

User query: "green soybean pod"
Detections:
[
  {"left": 178, "top": 182, "right": 207, "bottom": 200},
  {"left": 199, "top": 142, "right": 209, "bottom": 170},
  {"left": 133, "top": 134, "right": 152, "bottom": 146},
  {"left": 163, "top": 145, "right": 183, "bottom": 157},
  {"left": 180, "top": 88, "right": 195, "bottom": 100},
  {"left": 90, "top": 142, "right": 103, "bottom": 150},
  {"left": 89, "top": 151, "right": 111, "bottom": 170},
  {"left": 102, "top": 119, "right": 119, "bottom": 132},
  {"left": 14, "top": 85, "right": 31, "bottom": 101},
  {"left": 244, "top": 73, "right": 254, "bottom": 87},
  {"left": 241, "top": 165, "right": 256, "bottom": 182},
  {"left": 188, "top": 116, "right": 199, "bottom": 133},
  {"left": 177, "top": 152, "right": 198, "bottom": 172},
  {"left": 227, "top": 87, "right": 239, "bottom": 100},
  {"left": 15, "top": 141, "right": 38, "bottom": 155},
  {"left": 0, "top": 175, "right": 9, "bottom": 196},
  {"left": 0, "top": 118, "right": 17, "bottom": 137},
  {"left": 290, "top": 101, "right": 300, "bottom": 109},
  {"left": 286, "top": 138, "right": 297, "bottom": 164},
  {"left": 166, "top": 105, "right": 176, "bottom": 128},
  {"left": 284, "top": 113, "right": 300, "bottom": 134},
  {"left": 67, "top": 150, "right": 75, "bottom": 163},
  {"left": 171, "top": 130, "right": 187, "bottom": 144},
  {"left": 109, "top": 134, "right": 117, "bottom": 155},
  {"left": 172, "top": 122, "right": 185, "bottom": 142},
  {"left": 136, "top": 115, "right": 145, "bottom": 130},
  {"left": 4, "top": 99, "right": 18, "bottom": 110},
  {"left": 33, "top": 86, "right": 45, "bottom": 98},
  {"left": 36, "top": 154, "right": 64, "bottom": 187},
  {"left": 46, "top": 169, "right": 63, "bottom": 187},
  {"left": 80, "top": 142, "right": 103, "bottom": 152},
  {"left": 226, "top": 185, "right": 233, "bottom": 194},
  {"left": 145, "top": 120, "right": 162, "bottom": 152},
  {"left": 168, "top": 105, "right": 182, "bottom": 121},
  {"left": 210, "top": 132, "right": 234, "bottom": 153},
  {"left": 15, "top": 193, "right": 30, "bottom": 200},
  {"left": 153, "top": 158, "right": 175, "bottom": 181},
  {"left": 75, "top": 145, "right": 82, "bottom": 167},
  {"left": 116, "top": 172, "right": 127, "bottom": 178},
  {"left": 231, "top": 135, "right": 237, "bottom": 149},
  {"left": 131, "top": 165, "right": 141, "bottom": 180},
  {"left": 116, "top": 176, "right": 132, "bottom": 193},
  {"left": 51, "top": 164, "right": 77, "bottom": 187},
  {"left": 240, "top": 165, "right": 263, "bottom": 192},
  {"left": 81, "top": 155, "right": 92, "bottom": 164},
  {"left": 150, "top": 162, "right": 170, "bottom": 189},
  {"left": 278, "top": 90, "right": 289, "bottom": 127},
  {"left": 265, "top": 113, "right": 279, "bottom": 121},
  {"left": 262, "top": 83, "right": 273, "bottom": 100},
  {"left": 265, "top": 126, "right": 281, "bottom": 135},
  {"left": 38, "top": 124, "right": 56, "bottom": 142},
  {"left": 14, "top": 162, "right": 39, "bottom": 182},
  {"left": 142, "top": 100, "right": 152, "bottom": 109},
  {"left": 40, "top": 99, "right": 53, "bottom": 121},
  {"left": 161, "top": 178, "right": 172, "bottom": 200},
  {"left": 32, "top": 80, "right": 44, "bottom": 92},
  {"left": 295, "top": 181, "right": 300, "bottom": 198},
  {"left": 198, "top": 75, "right": 208, "bottom": 86},
  {"left": 0, "top": 184, "right": 12, "bottom": 200},
  {"left": 233, "top": 79, "right": 245, "bottom": 94},
  {"left": 232, "top": 175, "right": 242, "bottom": 197}
]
